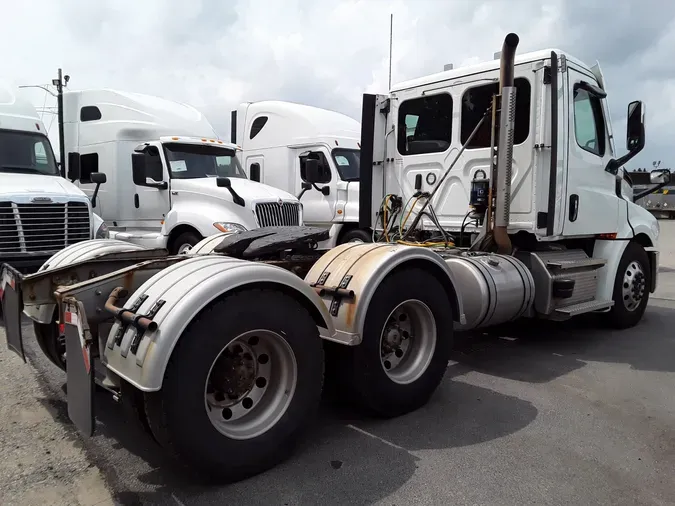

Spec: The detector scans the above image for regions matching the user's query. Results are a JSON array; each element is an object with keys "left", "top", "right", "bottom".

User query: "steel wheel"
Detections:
[
  {"left": 379, "top": 299, "right": 437, "bottom": 385},
  {"left": 177, "top": 243, "right": 193, "bottom": 254},
  {"left": 204, "top": 330, "right": 298, "bottom": 440},
  {"left": 621, "top": 260, "right": 647, "bottom": 312}
]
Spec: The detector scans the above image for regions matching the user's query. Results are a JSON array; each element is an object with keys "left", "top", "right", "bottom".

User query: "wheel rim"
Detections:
[
  {"left": 348, "top": 238, "right": 365, "bottom": 243},
  {"left": 379, "top": 299, "right": 437, "bottom": 385},
  {"left": 204, "top": 330, "right": 297, "bottom": 440},
  {"left": 177, "top": 243, "right": 193, "bottom": 254},
  {"left": 621, "top": 260, "right": 647, "bottom": 312}
]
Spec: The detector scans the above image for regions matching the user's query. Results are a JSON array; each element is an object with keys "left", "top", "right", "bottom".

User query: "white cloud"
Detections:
[{"left": 1, "top": 0, "right": 673, "bottom": 169}]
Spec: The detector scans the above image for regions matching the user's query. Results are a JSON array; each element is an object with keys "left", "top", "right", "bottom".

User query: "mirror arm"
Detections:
[
  {"left": 148, "top": 181, "right": 168, "bottom": 190},
  {"left": 605, "top": 147, "right": 643, "bottom": 176},
  {"left": 633, "top": 180, "right": 670, "bottom": 202},
  {"left": 91, "top": 182, "right": 101, "bottom": 208}
]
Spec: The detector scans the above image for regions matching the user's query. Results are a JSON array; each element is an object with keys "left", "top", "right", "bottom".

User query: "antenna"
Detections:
[{"left": 388, "top": 13, "right": 393, "bottom": 90}]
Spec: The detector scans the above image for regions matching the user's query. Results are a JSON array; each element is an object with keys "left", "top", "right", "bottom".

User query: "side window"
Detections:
[
  {"left": 573, "top": 87, "right": 606, "bottom": 157},
  {"left": 397, "top": 93, "right": 452, "bottom": 155},
  {"left": 34, "top": 142, "right": 48, "bottom": 169},
  {"left": 249, "top": 116, "right": 268, "bottom": 139},
  {"left": 80, "top": 106, "right": 102, "bottom": 122},
  {"left": 300, "top": 152, "right": 331, "bottom": 184},
  {"left": 80, "top": 153, "right": 99, "bottom": 183},
  {"left": 461, "top": 77, "right": 531, "bottom": 149}
]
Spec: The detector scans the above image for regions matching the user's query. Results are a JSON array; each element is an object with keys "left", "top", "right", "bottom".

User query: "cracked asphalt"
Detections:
[{"left": 1, "top": 221, "right": 674, "bottom": 506}]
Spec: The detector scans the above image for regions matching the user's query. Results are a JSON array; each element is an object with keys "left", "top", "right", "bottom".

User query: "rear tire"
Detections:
[
  {"left": 144, "top": 289, "right": 324, "bottom": 483},
  {"left": 604, "top": 241, "right": 650, "bottom": 329},
  {"left": 327, "top": 267, "right": 453, "bottom": 418},
  {"left": 33, "top": 319, "right": 66, "bottom": 371}
]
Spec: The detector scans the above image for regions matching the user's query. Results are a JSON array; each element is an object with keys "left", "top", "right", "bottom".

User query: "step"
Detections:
[
  {"left": 552, "top": 299, "right": 614, "bottom": 319},
  {"left": 546, "top": 258, "right": 607, "bottom": 270}
]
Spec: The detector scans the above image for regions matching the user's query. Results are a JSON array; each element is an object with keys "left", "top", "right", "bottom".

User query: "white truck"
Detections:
[
  {"left": 1, "top": 33, "right": 670, "bottom": 483},
  {"left": 0, "top": 81, "right": 109, "bottom": 273},
  {"left": 63, "top": 89, "right": 304, "bottom": 254},
  {"left": 232, "top": 100, "right": 370, "bottom": 246}
]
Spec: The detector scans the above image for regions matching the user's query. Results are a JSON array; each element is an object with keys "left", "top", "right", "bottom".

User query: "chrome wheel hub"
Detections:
[{"left": 621, "top": 260, "right": 646, "bottom": 312}]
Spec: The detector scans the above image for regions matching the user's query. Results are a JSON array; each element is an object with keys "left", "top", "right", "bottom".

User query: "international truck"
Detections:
[
  {"left": 1, "top": 33, "right": 670, "bottom": 484},
  {"left": 63, "top": 88, "right": 304, "bottom": 254},
  {"left": 232, "top": 100, "right": 370, "bottom": 247},
  {"left": 0, "top": 81, "right": 109, "bottom": 273}
]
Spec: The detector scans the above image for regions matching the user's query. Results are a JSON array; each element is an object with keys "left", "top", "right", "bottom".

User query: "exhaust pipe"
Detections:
[{"left": 493, "top": 33, "right": 519, "bottom": 254}]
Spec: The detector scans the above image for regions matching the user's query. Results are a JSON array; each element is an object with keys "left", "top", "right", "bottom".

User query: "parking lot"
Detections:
[{"left": 2, "top": 222, "right": 675, "bottom": 506}]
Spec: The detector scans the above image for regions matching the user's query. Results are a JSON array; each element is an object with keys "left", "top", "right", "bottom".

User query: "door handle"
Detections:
[{"left": 569, "top": 194, "right": 579, "bottom": 221}]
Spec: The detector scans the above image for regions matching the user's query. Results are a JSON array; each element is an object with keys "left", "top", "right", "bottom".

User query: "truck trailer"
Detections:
[{"left": 1, "top": 33, "right": 670, "bottom": 483}]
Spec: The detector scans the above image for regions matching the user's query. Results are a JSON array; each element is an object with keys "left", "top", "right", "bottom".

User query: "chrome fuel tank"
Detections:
[{"left": 445, "top": 253, "right": 534, "bottom": 330}]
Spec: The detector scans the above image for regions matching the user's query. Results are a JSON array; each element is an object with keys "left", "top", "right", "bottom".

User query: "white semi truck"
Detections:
[
  {"left": 1, "top": 33, "right": 670, "bottom": 483},
  {"left": 63, "top": 89, "right": 304, "bottom": 254},
  {"left": 232, "top": 100, "right": 371, "bottom": 246},
  {"left": 0, "top": 81, "right": 109, "bottom": 273}
]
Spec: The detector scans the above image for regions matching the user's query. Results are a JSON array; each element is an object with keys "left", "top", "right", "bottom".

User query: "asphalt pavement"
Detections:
[{"left": 1, "top": 222, "right": 675, "bottom": 506}]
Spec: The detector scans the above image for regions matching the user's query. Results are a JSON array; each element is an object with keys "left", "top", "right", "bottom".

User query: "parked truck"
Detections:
[
  {"left": 1, "top": 33, "right": 670, "bottom": 483},
  {"left": 63, "top": 89, "right": 304, "bottom": 254},
  {"left": 0, "top": 81, "right": 109, "bottom": 273},
  {"left": 628, "top": 168, "right": 674, "bottom": 219},
  {"left": 232, "top": 100, "right": 370, "bottom": 246}
]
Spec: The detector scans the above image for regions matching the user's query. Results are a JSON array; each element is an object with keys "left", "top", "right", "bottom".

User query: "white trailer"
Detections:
[
  {"left": 63, "top": 89, "right": 303, "bottom": 254},
  {"left": 1, "top": 33, "right": 670, "bottom": 483},
  {"left": 232, "top": 100, "right": 370, "bottom": 246}
]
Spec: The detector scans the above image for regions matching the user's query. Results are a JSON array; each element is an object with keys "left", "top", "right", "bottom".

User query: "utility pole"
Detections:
[
  {"left": 388, "top": 14, "right": 393, "bottom": 91},
  {"left": 53, "top": 69, "right": 70, "bottom": 177}
]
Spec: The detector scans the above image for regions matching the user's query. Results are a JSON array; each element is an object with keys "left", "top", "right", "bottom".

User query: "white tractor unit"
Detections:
[{"left": 1, "top": 33, "right": 669, "bottom": 483}]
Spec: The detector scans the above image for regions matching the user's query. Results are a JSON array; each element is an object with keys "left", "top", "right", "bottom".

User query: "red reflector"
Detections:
[
  {"left": 64, "top": 312, "right": 73, "bottom": 324},
  {"left": 59, "top": 323, "right": 65, "bottom": 334}
]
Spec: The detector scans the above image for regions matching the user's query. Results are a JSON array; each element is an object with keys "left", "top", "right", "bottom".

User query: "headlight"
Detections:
[
  {"left": 213, "top": 222, "right": 247, "bottom": 233},
  {"left": 95, "top": 221, "right": 110, "bottom": 239}
]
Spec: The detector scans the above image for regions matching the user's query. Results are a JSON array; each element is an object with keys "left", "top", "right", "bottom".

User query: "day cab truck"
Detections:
[
  {"left": 63, "top": 89, "right": 304, "bottom": 254},
  {"left": 232, "top": 100, "right": 370, "bottom": 246},
  {"left": 0, "top": 81, "right": 108, "bottom": 273},
  {"left": 1, "top": 33, "right": 670, "bottom": 484}
]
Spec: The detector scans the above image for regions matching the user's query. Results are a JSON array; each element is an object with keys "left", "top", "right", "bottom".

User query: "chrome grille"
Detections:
[
  {"left": 0, "top": 201, "right": 90, "bottom": 255},
  {"left": 254, "top": 202, "right": 301, "bottom": 227}
]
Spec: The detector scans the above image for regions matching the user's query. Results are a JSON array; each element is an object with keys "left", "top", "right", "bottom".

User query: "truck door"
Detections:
[
  {"left": 563, "top": 67, "right": 619, "bottom": 236},
  {"left": 296, "top": 149, "right": 337, "bottom": 226}
]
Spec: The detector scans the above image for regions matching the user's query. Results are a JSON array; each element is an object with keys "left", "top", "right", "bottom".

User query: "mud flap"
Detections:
[
  {"left": 0, "top": 264, "right": 26, "bottom": 362},
  {"left": 63, "top": 299, "right": 96, "bottom": 437}
]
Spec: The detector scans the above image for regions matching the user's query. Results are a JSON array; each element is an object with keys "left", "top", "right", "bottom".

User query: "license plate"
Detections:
[
  {"left": 0, "top": 264, "right": 26, "bottom": 363},
  {"left": 63, "top": 299, "right": 95, "bottom": 437}
]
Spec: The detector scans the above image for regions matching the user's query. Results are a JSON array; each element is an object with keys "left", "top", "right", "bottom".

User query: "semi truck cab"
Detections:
[
  {"left": 64, "top": 89, "right": 303, "bottom": 254},
  {"left": 0, "top": 82, "right": 107, "bottom": 272},
  {"left": 232, "top": 100, "right": 369, "bottom": 247}
]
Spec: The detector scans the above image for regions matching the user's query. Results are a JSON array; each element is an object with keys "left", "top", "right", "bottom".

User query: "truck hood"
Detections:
[
  {"left": 172, "top": 177, "right": 298, "bottom": 203},
  {"left": 0, "top": 173, "right": 88, "bottom": 200}
]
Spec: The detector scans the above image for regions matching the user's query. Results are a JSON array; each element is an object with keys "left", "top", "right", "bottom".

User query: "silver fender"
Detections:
[
  {"left": 25, "top": 239, "right": 151, "bottom": 323},
  {"left": 303, "top": 243, "right": 467, "bottom": 342},
  {"left": 103, "top": 255, "right": 336, "bottom": 392},
  {"left": 187, "top": 232, "right": 235, "bottom": 254}
]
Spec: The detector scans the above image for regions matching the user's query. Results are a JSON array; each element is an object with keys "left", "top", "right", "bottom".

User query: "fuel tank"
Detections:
[{"left": 445, "top": 253, "right": 534, "bottom": 330}]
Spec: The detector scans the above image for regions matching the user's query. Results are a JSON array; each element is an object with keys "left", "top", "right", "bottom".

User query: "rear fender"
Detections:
[
  {"left": 304, "top": 243, "right": 466, "bottom": 339},
  {"left": 102, "top": 255, "right": 336, "bottom": 392},
  {"left": 22, "top": 240, "right": 163, "bottom": 324}
]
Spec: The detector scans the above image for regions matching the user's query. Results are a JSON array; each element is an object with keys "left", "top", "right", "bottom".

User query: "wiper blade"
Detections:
[{"left": 0, "top": 165, "right": 55, "bottom": 175}]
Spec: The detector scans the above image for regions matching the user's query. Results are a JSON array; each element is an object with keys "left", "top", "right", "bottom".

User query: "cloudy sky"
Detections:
[{"left": 1, "top": 0, "right": 673, "bottom": 170}]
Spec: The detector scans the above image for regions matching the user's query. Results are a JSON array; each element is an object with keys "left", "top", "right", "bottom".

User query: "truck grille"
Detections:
[
  {"left": 254, "top": 202, "right": 300, "bottom": 227},
  {"left": 0, "top": 201, "right": 90, "bottom": 255}
]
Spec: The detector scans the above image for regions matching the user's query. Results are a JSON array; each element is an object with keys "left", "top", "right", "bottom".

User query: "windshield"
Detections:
[
  {"left": 163, "top": 142, "right": 247, "bottom": 180},
  {"left": 0, "top": 129, "right": 59, "bottom": 176},
  {"left": 332, "top": 148, "right": 360, "bottom": 181}
]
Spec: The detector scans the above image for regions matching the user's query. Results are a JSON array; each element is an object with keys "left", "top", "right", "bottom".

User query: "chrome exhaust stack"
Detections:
[{"left": 493, "top": 33, "right": 519, "bottom": 255}]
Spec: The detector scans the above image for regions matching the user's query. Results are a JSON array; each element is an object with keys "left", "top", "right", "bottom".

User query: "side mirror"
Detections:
[
  {"left": 304, "top": 158, "right": 321, "bottom": 184},
  {"left": 626, "top": 100, "right": 645, "bottom": 152},
  {"left": 216, "top": 176, "right": 231, "bottom": 188},
  {"left": 90, "top": 172, "right": 107, "bottom": 185},
  {"left": 67, "top": 152, "right": 81, "bottom": 181},
  {"left": 132, "top": 152, "right": 166, "bottom": 188},
  {"left": 650, "top": 169, "right": 671, "bottom": 185}
]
